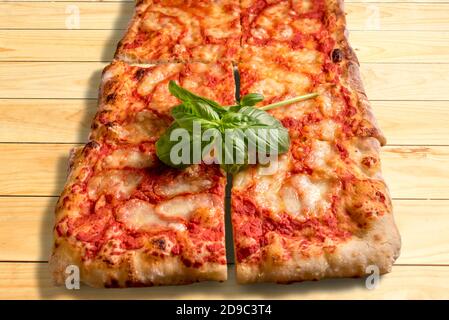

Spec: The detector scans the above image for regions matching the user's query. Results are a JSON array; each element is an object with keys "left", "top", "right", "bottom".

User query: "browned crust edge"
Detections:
[{"left": 331, "top": 0, "right": 387, "bottom": 145}]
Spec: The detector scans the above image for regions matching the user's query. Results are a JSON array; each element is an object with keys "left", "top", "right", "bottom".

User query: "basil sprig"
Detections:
[{"left": 155, "top": 81, "right": 318, "bottom": 174}]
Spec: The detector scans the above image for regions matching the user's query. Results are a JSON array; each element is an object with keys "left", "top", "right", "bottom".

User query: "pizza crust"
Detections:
[
  {"left": 236, "top": 213, "right": 401, "bottom": 284},
  {"left": 50, "top": 240, "right": 226, "bottom": 288}
]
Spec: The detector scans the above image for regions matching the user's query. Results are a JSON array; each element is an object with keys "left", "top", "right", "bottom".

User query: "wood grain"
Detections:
[
  {"left": 1, "top": 100, "right": 448, "bottom": 145},
  {"left": 0, "top": 144, "right": 77, "bottom": 196},
  {"left": 350, "top": 31, "right": 449, "bottom": 63},
  {"left": 1, "top": 3, "right": 448, "bottom": 31},
  {"left": 1, "top": 30, "right": 448, "bottom": 63},
  {"left": 0, "top": 2, "right": 133, "bottom": 30},
  {"left": 0, "top": 99, "right": 96, "bottom": 143},
  {"left": 361, "top": 64, "right": 449, "bottom": 101},
  {"left": 375, "top": 101, "right": 449, "bottom": 146},
  {"left": 0, "top": 30, "right": 122, "bottom": 61},
  {"left": 1, "top": 62, "right": 448, "bottom": 100},
  {"left": 346, "top": 3, "right": 449, "bottom": 31},
  {"left": 382, "top": 146, "right": 449, "bottom": 199},
  {"left": 1, "top": 198, "right": 448, "bottom": 265},
  {"left": 0, "top": 263, "right": 447, "bottom": 299},
  {"left": 0, "top": 62, "right": 106, "bottom": 99},
  {"left": 0, "top": 144, "right": 447, "bottom": 198},
  {"left": 0, "top": 197, "right": 57, "bottom": 262}
]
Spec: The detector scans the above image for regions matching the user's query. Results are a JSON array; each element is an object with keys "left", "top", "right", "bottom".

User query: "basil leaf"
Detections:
[
  {"left": 240, "top": 93, "right": 264, "bottom": 106},
  {"left": 172, "top": 103, "right": 219, "bottom": 132},
  {"left": 168, "top": 81, "right": 226, "bottom": 116},
  {"left": 237, "top": 106, "right": 284, "bottom": 128},
  {"left": 245, "top": 126, "right": 290, "bottom": 156},
  {"left": 220, "top": 112, "right": 252, "bottom": 129},
  {"left": 221, "top": 129, "right": 248, "bottom": 174},
  {"left": 156, "top": 81, "right": 317, "bottom": 174},
  {"left": 156, "top": 123, "right": 190, "bottom": 169}
]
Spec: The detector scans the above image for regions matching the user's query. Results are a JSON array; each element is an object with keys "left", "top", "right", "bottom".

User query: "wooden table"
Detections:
[{"left": 0, "top": 0, "right": 448, "bottom": 299}]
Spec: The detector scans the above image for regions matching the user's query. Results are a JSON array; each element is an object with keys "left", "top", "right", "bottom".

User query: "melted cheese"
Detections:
[
  {"left": 156, "top": 194, "right": 216, "bottom": 220},
  {"left": 87, "top": 170, "right": 142, "bottom": 200},
  {"left": 254, "top": 155, "right": 290, "bottom": 213},
  {"left": 156, "top": 166, "right": 214, "bottom": 197},
  {"left": 307, "top": 140, "right": 332, "bottom": 168},
  {"left": 251, "top": 79, "right": 286, "bottom": 98},
  {"left": 117, "top": 199, "right": 166, "bottom": 230},
  {"left": 320, "top": 119, "right": 337, "bottom": 141},
  {"left": 291, "top": 18, "right": 321, "bottom": 34},
  {"left": 290, "top": 174, "right": 330, "bottom": 214},
  {"left": 116, "top": 111, "right": 168, "bottom": 143},
  {"left": 280, "top": 184, "right": 302, "bottom": 216},
  {"left": 233, "top": 169, "right": 253, "bottom": 190},
  {"left": 138, "top": 64, "right": 182, "bottom": 96},
  {"left": 103, "top": 149, "right": 153, "bottom": 169}
]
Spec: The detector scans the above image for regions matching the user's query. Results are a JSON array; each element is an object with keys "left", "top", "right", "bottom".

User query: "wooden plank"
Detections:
[
  {"left": 346, "top": 3, "right": 449, "bottom": 31},
  {"left": 0, "top": 197, "right": 57, "bottom": 262},
  {"left": 361, "top": 64, "right": 449, "bottom": 101},
  {"left": 1, "top": 3, "right": 448, "bottom": 31},
  {"left": 375, "top": 101, "right": 449, "bottom": 146},
  {"left": 0, "top": 2, "right": 133, "bottom": 30},
  {"left": 1, "top": 100, "right": 448, "bottom": 146},
  {"left": 1, "top": 198, "right": 448, "bottom": 265},
  {"left": 393, "top": 200, "right": 449, "bottom": 265},
  {"left": 0, "top": 263, "right": 447, "bottom": 299},
  {"left": 1, "top": 62, "right": 448, "bottom": 100},
  {"left": 0, "top": 30, "right": 122, "bottom": 61},
  {"left": 0, "top": 144, "right": 447, "bottom": 198},
  {"left": 0, "top": 144, "right": 76, "bottom": 197},
  {"left": 382, "top": 146, "right": 449, "bottom": 199},
  {"left": 0, "top": 99, "right": 96, "bottom": 143},
  {"left": 1, "top": 30, "right": 448, "bottom": 63},
  {"left": 350, "top": 31, "right": 449, "bottom": 63},
  {"left": 0, "top": 62, "right": 106, "bottom": 99}
]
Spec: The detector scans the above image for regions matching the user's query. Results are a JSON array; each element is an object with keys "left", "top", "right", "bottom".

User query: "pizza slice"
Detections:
[
  {"left": 240, "top": 0, "right": 356, "bottom": 65},
  {"left": 49, "top": 61, "right": 235, "bottom": 287},
  {"left": 115, "top": 0, "right": 241, "bottom": 64},
  {"left": 238, "top": 46, "right": 385, "bottom": 145},
  {"left": 233, "top": 40, "right": 401, "bottom": 284}
]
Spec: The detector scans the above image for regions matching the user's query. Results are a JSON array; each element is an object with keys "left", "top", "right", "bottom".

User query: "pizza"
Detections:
[
  {"left": 240, "top": 0, "right": 354, "bottom": 66},
  {"left": 232, "top": 0, "right": 400, "bottom": 283},
  {"left": 115, "top": 0, "right": 241, "bottom": 63},
  {"left": 49, "top": 61, "right": 235, "bottom": 287},
  {"left": 50, "top": 0, "right": 401, "bottom": 287}
]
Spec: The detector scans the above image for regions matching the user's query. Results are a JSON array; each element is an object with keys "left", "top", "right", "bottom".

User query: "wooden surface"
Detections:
[{"left": 0, "top": 0, "right": 448, "bottom": 299}]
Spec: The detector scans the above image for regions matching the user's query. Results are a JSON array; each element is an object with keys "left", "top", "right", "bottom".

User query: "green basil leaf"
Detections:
[
  {"left": 245, "top": 126, "right": 290, "bottom": 156},
  {"left": 220, "top": 112, "right": 252, "bottom": 129},
  {"left": 168, "top": 80, "right": 226, "bottom": 116},
  {"left": 220, "top": 129, "right": 248, "bottom": 174},
  {"left": 237, "top": 106, "right": 284, "bottom": 128},
  {"left": 172, "top": 103, "right": 219, "bottom": 132},
  {"left": 156, "top": 123, "right": 190, "bottom": 169},
  {"left": 240, "top": 93, "right": 264, "bottom": 107}
]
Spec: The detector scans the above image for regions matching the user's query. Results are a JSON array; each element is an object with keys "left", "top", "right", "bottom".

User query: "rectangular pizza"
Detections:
[
  {"left": 50, "top": 0, "right": 401, "bottom": 287},
  {"left": 49, "top": 61, "right": 235, "bottom": 287},
  {"left": 231, "top": 0, "right": 401, "bottom": 283},
  {"left": 115, "top": 0, "right": 241, "bottom": 63}
]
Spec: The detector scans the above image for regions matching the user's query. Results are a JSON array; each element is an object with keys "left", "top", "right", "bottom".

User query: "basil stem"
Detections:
[{"left": 260, "top": 93, "right": 319, "bottom": 111}]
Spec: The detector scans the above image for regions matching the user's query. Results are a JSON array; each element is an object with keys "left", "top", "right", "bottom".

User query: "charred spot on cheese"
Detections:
[
  {"left": 84, "top": 140, "right": 100, "bottom": 152},
  {"left": 152, "top": 238, "right": 166, "bottom": 250},
  {"left": 134, "top": 68, "right": 147, "bottom": 81},
  {"left": 331, "top": 48, "right": 344, "bottom": 63},
  {"left": 105, "top": 93, "right": 116, "bottom": 103}
]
